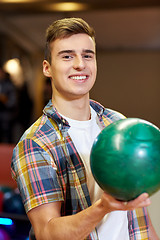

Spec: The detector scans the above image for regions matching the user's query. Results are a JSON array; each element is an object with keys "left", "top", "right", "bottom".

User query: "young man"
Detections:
[{"left": 11, "top": 18, "right": 158, "bottom": 240}]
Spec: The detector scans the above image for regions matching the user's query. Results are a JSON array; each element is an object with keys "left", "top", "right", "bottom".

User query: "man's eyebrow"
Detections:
[
  {"left": 57, "top": 49, "right": 95, "bottom": 56},
  {"left": 83, "top": 49, "right": 95, "bottom": 54},
  {"left": 57, "top": 50, "right": 74, "bottom": 56}
]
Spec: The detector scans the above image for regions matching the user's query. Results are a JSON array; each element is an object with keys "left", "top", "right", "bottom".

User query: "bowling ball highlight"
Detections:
[{"left": 90, "top": 118, "right": 160, "bottom": 201}]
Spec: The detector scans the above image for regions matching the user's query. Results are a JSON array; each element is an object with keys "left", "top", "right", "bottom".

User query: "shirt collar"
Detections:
[{"left": 43, "top": 99, "right": 105, "bottom": 129}]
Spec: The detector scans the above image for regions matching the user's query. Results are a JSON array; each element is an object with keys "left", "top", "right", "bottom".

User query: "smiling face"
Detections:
[{"left": 43, "top": 33, "right": 97, "bottom": 102}]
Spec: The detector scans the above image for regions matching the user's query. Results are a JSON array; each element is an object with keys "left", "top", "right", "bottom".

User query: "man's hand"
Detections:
[{"left": 100, "top": 192, "right": 151, "bottom": 213}]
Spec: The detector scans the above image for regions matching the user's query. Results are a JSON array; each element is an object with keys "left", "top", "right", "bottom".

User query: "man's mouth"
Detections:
[{"left": 69, "top": 75, "right": 88, "bottom": 80}]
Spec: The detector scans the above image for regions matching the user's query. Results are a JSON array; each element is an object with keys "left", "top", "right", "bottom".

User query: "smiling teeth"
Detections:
[{"left": 70, "top": 76, "right": 87, "bottom": 80}]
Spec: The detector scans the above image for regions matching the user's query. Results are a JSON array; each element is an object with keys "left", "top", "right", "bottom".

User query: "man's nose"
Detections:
[{"left": 73, "top": 56, "right": 85, "bottom": 70}]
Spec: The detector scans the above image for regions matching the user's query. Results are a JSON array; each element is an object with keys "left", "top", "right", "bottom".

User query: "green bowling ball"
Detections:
[{"left": 90, "top": 118, "right": 160, "bottom": 201}]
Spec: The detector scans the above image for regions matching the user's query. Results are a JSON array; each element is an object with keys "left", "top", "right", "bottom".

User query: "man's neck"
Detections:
[{"left": 52, "top": 95, "right": 91, "bottom": 121}]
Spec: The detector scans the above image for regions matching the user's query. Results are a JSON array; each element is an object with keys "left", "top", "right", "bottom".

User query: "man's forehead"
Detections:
[{"left": 50, "top": 33, "right": 95, "bottom": 52}]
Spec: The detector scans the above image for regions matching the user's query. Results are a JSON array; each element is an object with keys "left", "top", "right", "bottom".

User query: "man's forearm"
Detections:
[
  {"left": 40, "top": 199, "right": 105, "bottom": 240},
  {"left": 31, "top": 193, "right": 152, "bottom": 240}
]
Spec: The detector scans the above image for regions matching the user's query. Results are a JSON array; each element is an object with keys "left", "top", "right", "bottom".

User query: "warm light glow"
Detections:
[
  {"left": 0, "top": 0, "right": 89, "bottom": 11},
  {"left": 46, "top": 2, "right": 88, "bottom": 12},
  {"left": 0, "top": 0, "right": 35, "bottom": 2},
  {"left": 4, "top": 58, "right": 20, "bottom": 75},
  {"left": 3, "top": 58, "right": 24, "bottom": 86}
]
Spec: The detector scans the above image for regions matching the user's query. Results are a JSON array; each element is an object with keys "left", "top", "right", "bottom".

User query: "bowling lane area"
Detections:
[{"left": 0, "top": 144, "right": 31, "bottom": 240}]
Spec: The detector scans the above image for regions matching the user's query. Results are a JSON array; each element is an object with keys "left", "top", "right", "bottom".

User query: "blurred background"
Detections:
[{"left": 0, "top": 0, "right": 160, "bottom": 239}]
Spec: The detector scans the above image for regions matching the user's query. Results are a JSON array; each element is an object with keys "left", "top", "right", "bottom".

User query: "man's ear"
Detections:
[{"left": 43, "top": 60, "right": 52, "bottom": 78}]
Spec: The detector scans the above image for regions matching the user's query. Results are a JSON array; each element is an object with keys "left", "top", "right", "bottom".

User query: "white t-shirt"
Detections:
[{"left": 61, "top": 107, "right": 129, "bottom": 240}]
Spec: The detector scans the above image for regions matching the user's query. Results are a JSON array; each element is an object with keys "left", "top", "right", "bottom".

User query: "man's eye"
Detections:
[
  {"left": 84, "top": 54, "right": 93, "bottom": 59},
  {"left": 63, "top": 55, "right": 72, "bottom": 59}
]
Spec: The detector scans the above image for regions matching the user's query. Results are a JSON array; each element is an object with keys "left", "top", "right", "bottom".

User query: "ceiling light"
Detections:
[
  {"left": 0, "top": 0, "right": 35, "bottom": 2},
  {"left": 46, "top": 2, "right": 89, "bottom": 12}
]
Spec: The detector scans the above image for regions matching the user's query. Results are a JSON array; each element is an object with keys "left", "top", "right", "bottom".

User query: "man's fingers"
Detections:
[
  {"left": 102, "top": 192, "right": 151, "bottom": 212},
  {"left": 126, "top": 193, "right": 151, "bottom": 210}
]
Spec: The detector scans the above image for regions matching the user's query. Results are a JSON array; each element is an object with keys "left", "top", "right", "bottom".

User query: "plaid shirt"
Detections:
[{"left": 11, "top": 100, "right": 149, "bottom": 240}]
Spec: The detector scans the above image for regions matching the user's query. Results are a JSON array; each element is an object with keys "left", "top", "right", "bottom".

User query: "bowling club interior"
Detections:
[{"left": 0, "top": 0, "right": 160, "bottom": 239}]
